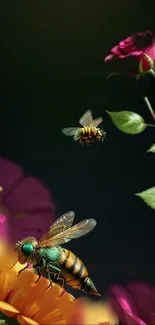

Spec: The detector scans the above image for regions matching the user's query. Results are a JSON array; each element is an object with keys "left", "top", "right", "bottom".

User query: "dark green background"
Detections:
[{"left": 0, "top": 0, "right": 155, "bottom": 297}]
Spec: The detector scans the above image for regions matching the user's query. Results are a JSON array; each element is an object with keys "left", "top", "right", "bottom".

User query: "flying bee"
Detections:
[
  {"left": 13, "top": 211, "right": 100, "bottom": 296},
  {"left": 62, "top": 110, "right": 106, "bottom": 144}
]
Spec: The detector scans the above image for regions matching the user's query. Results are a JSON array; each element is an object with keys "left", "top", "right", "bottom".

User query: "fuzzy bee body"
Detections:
[
  {"left": 77, "top": 127, "right": 105, "bottom": 144},
  {"left": 14, "top": 211, "right": 100, "bottom": 296},
  {"left": 35, "top": 246, "right": 98, "bottom": 295},
  {"left": 62, "top": 110, "right": 106, "bottom": 144}
]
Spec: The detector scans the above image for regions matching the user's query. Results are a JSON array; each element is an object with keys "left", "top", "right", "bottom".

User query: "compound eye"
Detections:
[{"left": 22, "top": 243, "right": 34, "bottom": 256}]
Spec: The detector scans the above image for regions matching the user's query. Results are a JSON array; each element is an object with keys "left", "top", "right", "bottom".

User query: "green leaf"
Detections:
[
  {"left": 135, "top": 187, "right": 155, "bottom": 210},
  {"left": 106, "top": 110, "right": 147, "bottom": 134},
  {"left": 147, "top": 144, "right": 155, "bottom": 153},
  {"left": 0, "top": 313, "right": 19, "bottom": 325}
]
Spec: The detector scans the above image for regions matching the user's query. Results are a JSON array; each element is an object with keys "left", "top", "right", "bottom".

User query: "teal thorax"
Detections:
[{"left": 37, "top": 246, "right": 61, "bottom": 263}]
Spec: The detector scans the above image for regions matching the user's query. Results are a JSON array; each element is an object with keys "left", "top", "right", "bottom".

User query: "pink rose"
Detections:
[{"left": 104, "top": 30, "right": 155, "bottom": 77}]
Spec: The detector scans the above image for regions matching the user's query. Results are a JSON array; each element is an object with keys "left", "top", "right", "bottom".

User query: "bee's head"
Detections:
[{"left": 15, "top": 237, "right": 37, "bottom": 264}]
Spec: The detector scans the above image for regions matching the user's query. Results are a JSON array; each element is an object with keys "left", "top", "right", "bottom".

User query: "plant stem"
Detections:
[
  {"left": 144, "top": 96, "right": 155, "bottom": 121},
  {"left": 146, "top": 124, "right": 155, "bottom": 128}
]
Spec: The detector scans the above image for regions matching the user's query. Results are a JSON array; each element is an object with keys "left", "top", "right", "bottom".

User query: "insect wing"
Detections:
[
  {"left": 90, "top": 117, "right": 103, "bottom": 128},
  {"left": 62, "top": 127, "right": 80, "bottom": 136},
  {"left": 39, "top": 218, "right": 97, "bottom": 247},
  {"left": 79, "top": 110, "right": 93, "bottom": 127},
  {"left": 74, "top": 129, "right": 82, "bottom": 140},
  {"left": 38, "top": 211, "right": 75, "bottom": 246}
]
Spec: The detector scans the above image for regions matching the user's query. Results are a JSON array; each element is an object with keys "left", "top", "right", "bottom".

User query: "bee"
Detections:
[
  {"left": 62, "top": 110, "right": 106, "bottom": 144},
  {"left": 13, "top": 211, "right": 100, "bottom": 296}
]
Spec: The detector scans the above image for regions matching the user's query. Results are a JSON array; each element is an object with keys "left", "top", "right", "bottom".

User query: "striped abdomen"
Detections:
[
  {"left": 79, "top": 127, "right": 104, "bottom": 144},
  {"left": 59, "top": 248, "right": 100, "bottom": 296},
  {"left": 81, "top": 127, "right": 96, "bottom": 138}
]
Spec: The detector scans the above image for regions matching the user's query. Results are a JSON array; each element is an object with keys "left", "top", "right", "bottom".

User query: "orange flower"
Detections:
[
  {"left": 0, "top": 242, "right": 75, "bottom": 325},
  {"left": 0, "top": 242, "right": 118, "bottom": 325},
  {"left": 68, "top": 298, "right": 119, "bottom": 325}
]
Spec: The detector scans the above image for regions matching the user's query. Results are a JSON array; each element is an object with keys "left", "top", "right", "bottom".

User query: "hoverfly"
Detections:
[
  {"left": 62, "top": 110, "right": 106, "bottom": 144},
  {"left": 14, "top": 211, "right": 100, "bottom": 296}
]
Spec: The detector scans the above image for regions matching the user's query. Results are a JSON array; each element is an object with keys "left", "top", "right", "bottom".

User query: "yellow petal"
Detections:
[
  {"left": 17, "top": 315, "right": 39, "bottom": 325},
  {"left": 0, "top": 301, "right": 19, "bottom": 317},
  {"left": 0, "top": 241, "right": 27, "bottom": 274},
  {"left": 8, "top": 287, "right": 40, "bottom": 318},
  {"left": 54, "top": 290, "right": 75, "bottom": 321},
  {"left": 0, "top": 266, "right": 17, "bottom": 301},
  {"left": 8, "top": 268, "right": 75, "bottom": 324},
  {"left": 68, "top": 299, "right": 118, "bottom": 325},
  {"left": 31, "top": 284, "right": 73, "bottom": 323},
  {"left": 9, "top": 270, "right": 63, "bottom": 319},
  {"left": 34, "top": 308, "right": 65, "bottom": 325}
]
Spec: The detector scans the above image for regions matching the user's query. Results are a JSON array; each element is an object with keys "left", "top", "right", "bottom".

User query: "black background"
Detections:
[{"left": 1, "top": 0, "right": 155, "bottom": 298}]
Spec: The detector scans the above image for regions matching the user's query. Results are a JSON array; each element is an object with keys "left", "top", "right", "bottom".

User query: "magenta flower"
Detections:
[
  {"left": 0, "top": 158, "right": 55, "bottom": 243},
  {"left": 109, "top": 282, "right": 155, "bottom": 325},
  {"left": 104, "top": 30, "right": 155, "bottom": 77}
]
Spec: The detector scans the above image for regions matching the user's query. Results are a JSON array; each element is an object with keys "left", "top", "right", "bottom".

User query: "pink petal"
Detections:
[
  {"left": 118, "top": 51, "right": 143, "bottom": 60},
  {"left": 0, "top": 213, "right": 8, "bottom": 239},
  {"left": 123, "top": 36, "right": 133, "bottom": 44},
  {"left": 145, "top": 44, "right": 155, "bottom": 61},
  {"left": 110, "top": 285, "right": 139, "bottom": 315},
  {"left": 104, "top": 54, "right": 115, "bottom": 62},
  {"left": 119, "top": 36, "right": 133, "bottom": 46},
  {"left": 131, "top": 50, "right": 147, "bottom": 56},
  {"left": 109, "top": 285, "right": 146, "bottom": 325},
  {"left": 127, "top": 283, "right": 155, "bottom": 324},
  {"left": 110, "top": 45, "right": 122, "bottom": 56},
  {"left": 0, "top": 159, "right": 56, "bottom": 243},
  {"left": 0, "top": 158, "right": 24, "bottom": 198},
  {"left": 3, "top": 177, "right": 55, "bottom": 213},
  {"left": 10, "top": 211, "right": 55, "bottom": 242},
  {"left": 119, "top": 42, "right": 136, "bottom": 54},
  {"left": 119, "top": 41, "right": 126, "bottom": 46}
]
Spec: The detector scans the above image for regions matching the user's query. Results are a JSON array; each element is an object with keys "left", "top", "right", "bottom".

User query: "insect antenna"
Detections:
[{"left": 10, "top": 259, "right": 19, "bottom": 269}]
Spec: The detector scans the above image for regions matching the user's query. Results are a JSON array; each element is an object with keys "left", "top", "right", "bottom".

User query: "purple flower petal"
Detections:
[
  {"left": 109, "top": 283, "right": 155, "bottom": 325},
  {"left": 0, "top": 213, "right": 8, "bottom": 239},
  {"left": 0, "top": 158, "right": 24, "bottom": 198},
  {"left": 3, "top": 177, "right": 54, "bottom": 213},
  {"left": 0, "top": 158, "right": 55, "bottom": 243}
]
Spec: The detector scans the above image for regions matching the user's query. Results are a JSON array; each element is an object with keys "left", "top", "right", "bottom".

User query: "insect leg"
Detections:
[
  {"left": 45, "top": 264, "right": 62, "bottom": 289},
  {"left": 45, "top": 273, "right": 53, "bottom": 290},
  {"left": 54, "top": 273, "right": 66, "bottom": 288},
  {"left": 47, "top": 264, "right": 61, "bottom": 273},
  {"left": 102, "top": 132, "right": 107, "bottom": 142},
  {"left": 18, "top": 264, "right": 29, "bottom": 276},
  {"left": 41, "top": 257, "right": 48, "bottom": 268},
  {"left": 33, "top": 267, "right": 42, "bottom": 283},
  {"left": 33, "top": 257, "right": 48, "bottom": 283}
]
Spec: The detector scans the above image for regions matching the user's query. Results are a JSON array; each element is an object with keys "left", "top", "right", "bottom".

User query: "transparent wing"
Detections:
[
  {"left": 90, "top": 117, "right": 103, "bottom": 128},
  {"left": 79, "top": 110, "right": 93, "bottom": 127},
  {"left": 74, "top": 129, "right": 82, "bottom": 141},
  {"left": 38, "top": 218, "right": 97, "bottom": 247},
  {"left": 62, "top": 127, "right": 80, "bottom": 136},
  {"left": 38, "top": 211, "right": 75, "bottom": 245}
]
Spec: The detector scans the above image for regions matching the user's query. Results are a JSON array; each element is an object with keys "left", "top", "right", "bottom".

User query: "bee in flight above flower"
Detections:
[
  {"left": 62, "top": 110, "right": 106, "bottom": 144},
  {"left": 13, "top": 211, "right": 100, "bottom": 296}
]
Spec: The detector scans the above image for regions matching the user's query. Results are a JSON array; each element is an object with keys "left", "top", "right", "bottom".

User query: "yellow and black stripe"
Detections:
[
  {"left": 60, "top": 249, "right": 100, "bottom": 296},
  {"left": 79, "top": 127, "right": 104, "bottom": 144},
  {"left": 62, "top": 249, "right": 88, "bottom": 278}
]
